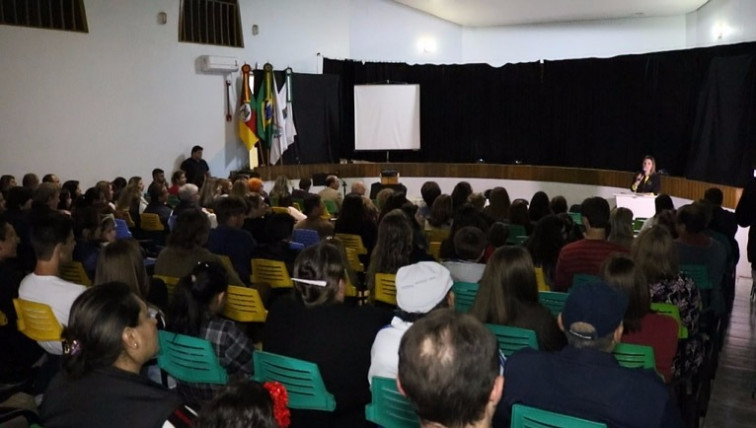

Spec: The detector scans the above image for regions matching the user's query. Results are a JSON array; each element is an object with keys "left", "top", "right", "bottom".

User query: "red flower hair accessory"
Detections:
[{"left": 263, "top": 381, "right": 291, "bottom": 428}]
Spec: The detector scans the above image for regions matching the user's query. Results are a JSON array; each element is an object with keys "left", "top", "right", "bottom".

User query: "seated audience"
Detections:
[
  {"left": 294, "top": 194, "right": 334, "bottom": 239},
  {"left": 278, "top": 195, "right": 307, "bottom": 222},
  {"left": 40, "top": 282, "right": 194, "bottom": 427},
  {"left": 439, "top": 204, "right": 491, "bottom": 260},
  {"left": 334, "top": 193, "right": 377, "bottom": 255},
  {"left": 553, "top": 197, "right": 629, "bottom": 291},
  {"left": 318, "top": 174, "right": 342, "bottom": 212},
  {"left": 269, "top": 175, "right": 291, "bottom": 205},
  {"left": 168, "top": 170, "right": 187, "bottom": 196},
  {"left": 144, "top": 182, "right": 173, "bottom": 229},
  {"left": 528, "top": 191, "right": 551, "bottom": 222},
  {"left": 417, "top": 181, "right": 441, "bottom": 220},
  {"left": 369, "top": 262, "right": 454, "bottom": 382},
  {"left": 483, "top": 187, "right": 511, "bottom": 223},
  {"left": 31, "top": 182, "right": 60, "bottom": 214},
  {"left": 607, "top": 207, "right": 634, "bottom": 249},
  {"left": 0, "top": 174, "right": 16, "bottom": 197},
  {"left": 195, "top": 380, "right": 289, "bottom": 428},
  {"left": 264, "top": 241, "right": 391, "bottom": 428},
  {"left": 243, "top": 193, "right": 271, "bottom": 243},
  {"left": 525, "top": 215, "right": 566, "bottom": 289},
  {"left": 206, "top": 197, "right": 256, "bottom": 284},
  {"left": 398, "top": 310, "right": 503, "bottom": 428},
  {"left": 150, "top": 168, "right": 169, "bottom": 191},
  {"left": 374, "top": 188, "right": 394, "bottom": 211},
  {"left": 198, "top": 177, "right": 220, "bottom": 208},
  {"left": 166, "top": 262, "right": 254, "bottom": 407},
  {"left": 111, "top": 177, "right": 127, "bottom": 205},
  {"left": 22, "top": 173, "right": 39, "bottom": 191},
  {"left": 72, "top": 209, "right": 116, "bottom": 279},
  {"left": 291, "top": 177, "right": 314, "bottom": 201},
  {"left": 601, "top": 254, "right": 678, "bottom": 382},
  {"left": 366, "top": 209, "right": 414, "bottom": 298},
  {"left": 641, "top": 193, "right": 675, "bottom": 232},
  {"left": 251, "top": 212, "right": 301, "bottom": 275},
  {"left": 450, "top": 181, "right": 473, "bottom": 213},
  {"left": 496, "top": 282, "right": 685, "bottom": 428},
  {"left": 483, "top": 222, "right": 510, "bottom": 261},
  {"left": 550, "top": 195, "right": 568, "bottom": 215},
  {"left": 469, "top": 246, "right": 566, "bottom": 351},
  {"left": 508, "top": 199, "right": 533, "bottom": 236},
  {"left": 424, "top": 193, "right": 453, "bottom": 231},
  {"left": 442, "top": 226, "right": 487, "bottom": 283}
]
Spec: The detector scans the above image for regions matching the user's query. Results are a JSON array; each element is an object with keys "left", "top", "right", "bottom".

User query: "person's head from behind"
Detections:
[
  {"left": 339, "top": 193, "right": 366, "bottom": 223},
  {"left": 428, "top": 194, "right": 452, "bottom": 227},
  {"left": 178, "top": 183, "right": 199, "bottom": 204},
  {"left": 31, "top": 210, "right": 75, "bottom": 263},
  {"left": 292, "top": 241, "right": 347, "bottom": 307},
  {"left": 32, "top": 182, "right": 60, "bottom": 210},
  {"left": 195, "top": 380, "right": 285, "bottom": 428},
  {"left": 6, "top": 186, "right": 32, "bottom": 211},
  {"left": 95, "top": 239, "right": 150, "bottom": 301},
  {"left": 654, "top": 194, "right": 674, "bottom": 214},
  {"left": 148, "top": 182, "right": 168, "bottom": 206},
  {"left": 0, "top": 175, "right": 16, "bottom": 192},
  {"left": 167, "top": 261, "right": 228, "bottom": 336},
  {"left": 675, "top": 203, "right": 707, "bottom": 235},
  {"left": 509, "top": 199, "right": 530, "bottom": 227},
  {"left": 453, "top": 226, "right": 486, "bottom": 262},
  {"left": 325, "top": 174, "right": 339, "bottom": 189},
  {"left": 0, "top": 218, "right": 20, "bottom": 261},
  {"left": 214, "top": 197, "right": 247, "bottom": 228},
  {"left": 302, "top": 194, "right": 323, "bottom": 218},
  {"left": 631, "top": 225, "right": 679, "bottom": 283},
  {"left": 62, "top": 282, "right": 157, "bottom": 379},
  {"left": 22, "top": 173, "right": 39, "bottom": 190},
  {"left": 550, "top": 195, "right": 568, "bottom": 215},
  {"left": 470, "top": 246, "right": 538, "bottom": 325},
  {"left": 528, "top": 191, "right": 551, "bottom": 222},
  {"left": 580, "top": 197, "right": 610, "bottom": 230},
  {"left": 487, "top": 222, "right": 510, "bottom": 248},
  {"left": 375, "top": 188, "right": 394, "bottom": 210},
  {"left": 168, "top": 209, "right": 210, "bottom": 249},
  {"left": 267, "top": 212, "right": 296, "bottom": 243},
  {"left": 398, "top": 309, "right": 503, "bottom": 428},
  {"left": 608, "top": 207, "right": 634, "bottom": 243},
  {"left": 396, "top": 262, "right": 454, "bottom": 319},
  {"left": 487, "top": 187, "right": 511, "bottom": 216},
  {"left": 558, "top": 282, "right": 628, "bottom": 352},
  {"left": 350, "top": 181, "right": 366, "bottom": 196},
  {"left": 420, "top": 181, "right": 441, "bottom": 208},
  {"left": 703, "top": 187, "right": 724, "bottom": 206},
  {"left": 298, "top": 177, "right": 311, "bottom": 192},
  {"left": 600, "top": 254, "right": 649, "bottom": 334},
  {"left": 373, "top": 209, "right": 413, "bottom": 268},
  {"left": 450, "top": 181, "right": 473, "bottom": 210}
]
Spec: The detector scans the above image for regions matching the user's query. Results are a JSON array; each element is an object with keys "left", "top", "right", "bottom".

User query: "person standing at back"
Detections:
[{"left": 180, "top": 145, "right": 210, "bottom": 188}]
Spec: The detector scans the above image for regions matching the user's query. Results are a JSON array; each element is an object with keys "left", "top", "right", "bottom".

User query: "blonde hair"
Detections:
[
  {"left": 94, "top": 239, "right": 150, "bottom": 300},
  {"left": 631, "top": 226, "right": 679, "bottom": 283}
]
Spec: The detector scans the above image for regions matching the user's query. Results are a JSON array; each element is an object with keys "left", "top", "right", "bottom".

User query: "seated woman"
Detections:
[
  {"left": 40, "top": 282, "right": 194, "bottom": 428},
  {"left": 601, "top": 254, "right": 679, "bottom": 382},
  {"left": 525, "top": 215, "right": 567, "bottom": 289},
  {"left": 72, "top": 208, "right": 117, "bottom": 279},
  {"left": 264, "top": 241, "right": 392, "bottom": 428},
  {"left": 469, "top": 246, "right": 566, "bottom": 352},
  {"left": 165, "top": 262, "right": 254, "bottom": 408},
  {"left": 607, "top": 207, "right": 634, "bottom": 249},
  {"left": 195, "top": 380, "right": 289, "bottom": 428},
  {"left": 334, "top": 193, "right": 377, "bottom": 256}
]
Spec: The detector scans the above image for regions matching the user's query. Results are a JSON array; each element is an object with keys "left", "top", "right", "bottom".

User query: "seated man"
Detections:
[
  {"left": 294, "top": 194, "right": 334, "bottom": 239},
  {"left": 143, "top": 182, "right": 173, "bottom": 228},
  {"left": 150, "top": 168, "right": 169, "bottom": 191},
  {"left": 497, "top": 282, "right": 684, "bottom": 428},
  {"left": 398, "top": 309, "right": 503, "bottom": 428},
  {"left": 207, "top": 197, "right": 257, "bottom": 284},
  {"left": 369, "top": 262, "right": 454, "bottom": 382},
  {"left": 318, "top": 174, "right": 342, "bottom": 212},
  {"left": 443, "top": 226, "right": 487, "bottom": 283},
  {"left": 291, "top": 177, "right": 315, "bottom": 200},
  {"left": 18, "top": 211, "right": 87, "bottom": 354},
  {"left": 251, "top": 212, "right": 301, "bottom": 275},
  {"left": 553, "top": 197, "right": 629, "bottom": 291}
]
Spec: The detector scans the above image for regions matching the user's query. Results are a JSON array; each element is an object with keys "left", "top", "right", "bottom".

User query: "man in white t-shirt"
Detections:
[
  {"left": 368, "top": 262, "right": 454, "bottom": 383},
  {"left": 19, "top": 211, "right": 86, "bottom": 354}
]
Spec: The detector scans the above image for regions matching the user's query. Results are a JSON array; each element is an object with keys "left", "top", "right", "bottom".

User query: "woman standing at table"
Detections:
[{"left": 631, "top": 155, "right": 661, "bottom": 194}]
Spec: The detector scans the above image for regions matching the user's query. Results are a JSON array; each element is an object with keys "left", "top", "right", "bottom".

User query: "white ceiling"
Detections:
[{"left": 391, "top": 0, "right": 710, "bottom": 27}]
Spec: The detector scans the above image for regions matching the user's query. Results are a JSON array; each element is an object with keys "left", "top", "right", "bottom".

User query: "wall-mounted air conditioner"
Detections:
[{"left": 199, "top": 55, "right": 239, "bottom": 73}]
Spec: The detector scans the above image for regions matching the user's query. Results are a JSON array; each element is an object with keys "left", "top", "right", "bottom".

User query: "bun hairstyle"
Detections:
[
  {"left": 166, "top": 261, "right": 228, "bottom": 336},
  {"left": 292, "top": 241, "right": 346, "bottom": 307},
  {"left": 62, "top": 282, "right": 143, "bottom": 379}
]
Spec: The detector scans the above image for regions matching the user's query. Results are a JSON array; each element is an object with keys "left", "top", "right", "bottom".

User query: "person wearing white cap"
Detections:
[{"left": 368, "top": 261, "right": 454, "bottom": 383}]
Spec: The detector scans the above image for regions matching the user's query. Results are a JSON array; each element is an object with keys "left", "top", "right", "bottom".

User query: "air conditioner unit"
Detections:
[{"left": 199, "top": 55, "right": 239, "bottom": 73}]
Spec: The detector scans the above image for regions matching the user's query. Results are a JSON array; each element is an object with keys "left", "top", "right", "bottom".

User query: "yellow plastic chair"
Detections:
[
  {"left": 222, "top": 285, "right": 267, "bottom": 323},
  {"left": 344, "top": 274, "right": 360, "bottom": 298},
  {"left": 154, "top": 275, "right": 180, "bottom": 297},
  {"left": 271, "top": 206, "right": 289, "bottom": 215},
  {"left": 59, "top": 261, "right": 92, "bottom": 286},
  {"left": 13, "top": 299, "right": 62, "bottom": 342},
  {"left": 215, "top": 254, "right": 239, "bottom": 278},
  {"left": 251, "top": 259, "right": 293, "bottom": 289},
  {"left": 534, "top": 267, "right": 549, "bottom": 292},
  {"left": 428, "top": 241, "right": 442, "bottom": 261},
  {"left": 115, "top": 210, "right": 135, "bottom": 228},
  {"left": 374, "top": 273, "right": 397, "bottom": 306},
  {"left": 345, "top": 247, "right": 365, "bottom": 272},
  {"left": 140, "top": 212, "right": 165, "bottom": 232},
  {"left": 335, "top": 233, "right": 368, "bottom": 255},
  {"left": 424, "top": 228, "right": 450, "bottom": 245}
]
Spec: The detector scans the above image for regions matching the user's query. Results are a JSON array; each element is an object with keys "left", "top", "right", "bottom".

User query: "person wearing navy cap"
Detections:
[{"left": 494, "top": 282, "right": 685, "bottom": 428}]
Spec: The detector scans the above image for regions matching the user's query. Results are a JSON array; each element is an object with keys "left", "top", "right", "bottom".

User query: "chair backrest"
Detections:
[
  {"left": 157, "top": 330, "right": 228, "bottom": 384},
  {"left": 534, "top": 267, "right": 549, "bottom": 292},
  {"left": 571, "top": 273, "right": 600, "bottom": 289},
  {"left": 374, "top": 273, "right": 398, "bottom": 306},
  {"left": 485, "top": 324, "right": 538, "bottom": 357},
  {"left": 612, "top": 342, "right": 656, "bottom": 369},
  {"left": 222, "top": 285, "right": 267, "bottom": 323},
  {"left": 251, "top": 258, "right": 293, "bottom": 288},
  {"left": 13, "top": 299, "right": 62, "bottom": 342},
  {"left": 215, "top": 254, "right": 238, "bottom": 278},
  {"left": 511, "top": 404, "right": 607, "bottom": 428},
  {"left": 153, "top": 274, "right": 180, "bottom": 297},
  {"left": 335, "top": 233, "right": 368, "bottom": 255},
  {"left": 59, "top": 261, "right": 92, "bottom": 286},
  {"left": 345, "top": 247, "right": 365, "bottom": 272},
  {"left": 506, "top": 224, "right": 527, "bottom": 244},
  {"left": 651, "top": 302, "right": 688, "bottom": 339},
  {"left": 424, "top": 228, "right": 450, "bottom": 244},
  {"left": 140, "top": 212, "right": 165, "bottom": 232},
  {"left": 428, "top": 241, "right": 442, "bottom": 261},
  {"left": 322, "top": 199, "right": 339, "bottom": 216},
  {"left": 365, "top": 376, "right": 420, "bottom": 428},
  {"left": 344, "top": 274, "right": 360, "bottom": 298},
  {"left": 680, "top": 264, "right": 712, "bottom": 290},
  {"left": 114, "top": 210, "right": 135, "bottom": 228},
  {"left": 253, "top": 351, "right": 336, "bottom": 411},
  {"left": 538, "top": 291, "right": 568, "bottom": 317},
  {"left": 114, "top": 218, "right": 132, "bottom": 239},
  {"left": 452, "top": 281, "right": 478, "bottom": 313},
  {"left": 568, "top": 212, "right": 583, "bottom": 225},
  {"left": 292, "top": 228, "right": 321, "bottom": 248},
  {"left": 271, "top": 206, "right": 289, "bottom": 215}
]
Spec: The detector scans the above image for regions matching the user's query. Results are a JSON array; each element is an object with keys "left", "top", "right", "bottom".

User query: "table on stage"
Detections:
[{"left": 615, "top": 193, "right": 656, "bottom": 218}]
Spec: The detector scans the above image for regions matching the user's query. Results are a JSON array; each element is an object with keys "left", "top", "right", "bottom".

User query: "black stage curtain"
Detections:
[{"left": 323, "top": 41, "right": 756, "bottom": 187}]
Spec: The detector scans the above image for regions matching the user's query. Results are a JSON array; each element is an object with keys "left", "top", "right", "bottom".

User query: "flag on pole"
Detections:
[
  {"left": 270, "top": 69, "right": 297, "bottom": 165},
  {"left": 238, "top": 64, "right": 259, "bottom": 152},
  {"left": 257, "top": 63, "right": 276, "bottom": 149}
]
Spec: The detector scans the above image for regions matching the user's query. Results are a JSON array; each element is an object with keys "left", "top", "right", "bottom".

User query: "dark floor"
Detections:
[{"left": 702, "top": 277, "right": 756, "bottom": 428}]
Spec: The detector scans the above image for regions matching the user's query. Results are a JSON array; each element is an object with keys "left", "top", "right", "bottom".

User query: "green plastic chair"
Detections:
[
  {"left": 632, "top": 217, "right": 647, "bottom": 233},
  {"left": 485, "top": 324, "right": 538, "bottom": 357},
  {"left": 612, "top": 342, "right": 656, "bottom": 370},
  {"left": 365, "top": 377, "right": 420, "bottom": 428},
  {"left": 452, "top": 281, "right": 478, "bottom": 313},
  {"left": 506, "top": 224, "right": 528, "bottom": 245},
  {"left": 680, "top": 264, "right": 712, "bottom": 290},
  {"left": 323, "top": 199, "right": 339, "bottom": 216},
  {"left": 651, "top": 302, "right": 688, "bottom": 339},
  {"left": 571, "top": 274, "right": 600, "bottom": 288},
  {"left": 157, "top": 331, "right": 228, "bottom": 384},
  {"left": 253, "top": 351, "right": 336, "bottom": 411},
  {"left": 568, "top": 212, "right": 582, "bottom": 225},
  {"left": 511, "top": 404, "right": 607, "bottom": 428},
  {"left": 538, "top": 291, "right": 568, "bottom": 316}
]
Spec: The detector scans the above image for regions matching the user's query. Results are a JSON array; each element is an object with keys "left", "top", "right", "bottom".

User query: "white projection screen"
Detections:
[{"left": 354, "top": 84, "right": 421, "bottom": 151}]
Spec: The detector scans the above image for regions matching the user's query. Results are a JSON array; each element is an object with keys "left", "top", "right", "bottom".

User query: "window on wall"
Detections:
[
  {"left": 179, "top": 0, "right": 243, "bottom": 48},
  {"left": 0, "top": 0, "right": 88, "bottom": 33}
]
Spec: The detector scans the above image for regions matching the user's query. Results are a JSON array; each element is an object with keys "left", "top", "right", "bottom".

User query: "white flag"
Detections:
[{"left": 269, "top": 71, "right": 297, "bottom": 165}]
